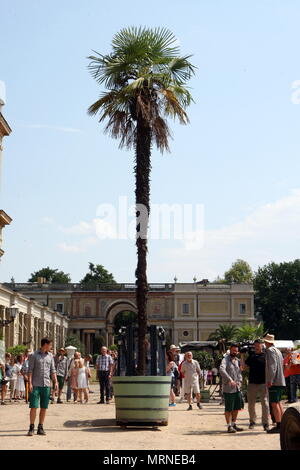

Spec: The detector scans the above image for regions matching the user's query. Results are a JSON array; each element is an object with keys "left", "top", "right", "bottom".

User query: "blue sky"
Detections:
[{"left": 1, "top": 0, "right": 300, "bottom": 283}]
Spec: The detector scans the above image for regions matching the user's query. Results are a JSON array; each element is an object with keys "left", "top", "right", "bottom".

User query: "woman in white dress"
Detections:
[
  {"left": 15, "top": 355, "right": 25, "bottom": 399},
  {"left": 77, "top": 358, "right": 89, "bottom": 404}
]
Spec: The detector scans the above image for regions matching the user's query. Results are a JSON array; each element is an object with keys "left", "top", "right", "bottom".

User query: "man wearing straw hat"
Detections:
[{"left": 264, "top": 334, "right": 286, "bottom": 434}]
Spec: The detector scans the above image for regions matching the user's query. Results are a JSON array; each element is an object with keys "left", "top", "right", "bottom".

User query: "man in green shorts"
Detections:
[
  {"left": 220, "top": 344, "right": 244, "bottom": 433},
  {"left": 52, "top": 348, "right": 68, "bottom": 404},
  {"left": 264, "top": 334, "right": 286, "bottom": 434},
  {"left": 27, "top": 337, "right": 58, "bottom": 436}
]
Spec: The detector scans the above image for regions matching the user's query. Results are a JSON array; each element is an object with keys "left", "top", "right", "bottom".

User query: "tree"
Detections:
[
  {"left": 208, "top": 324, "right": 239, "bottom": 352},
  {"left": 64, "top": 334, "right": 85, "bottom": 355},
  {"left": 93, "top": 334, "right": 106, "bottom": 354},
  {"left": 88, "top": 27, "right": 195, "bottom": 374},
  {"left": 114, "top": 310, "right": 137, "bottom": 334},
  {"left": 7, "top": 344, "right": 27, "bottom": 357},
  {"left": 235, "top": 322, "right": 265, "bottom": 343},
  {"left": 224, "top": 259, "right": 253, "bottom": 284},
  {"left": 80, "top": 263, "right": 116, "bottom": 286},
  {"left": 254, "top": 260, "right": 300, "bottom": 339},
  {"left": 28, "top": 267, "right": 71, "bottom": 284}
]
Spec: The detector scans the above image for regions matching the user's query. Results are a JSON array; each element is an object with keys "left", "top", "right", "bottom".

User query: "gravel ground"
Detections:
[{"left": 0, "top": 384, "right": 284, "bottom": 450}]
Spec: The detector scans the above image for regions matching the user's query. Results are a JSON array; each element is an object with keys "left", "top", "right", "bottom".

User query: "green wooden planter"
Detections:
[{"left": 112, "top": 376, "right": 171, "bottom": 427}]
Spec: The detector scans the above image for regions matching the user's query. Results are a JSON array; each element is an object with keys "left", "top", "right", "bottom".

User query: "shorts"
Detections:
[
  {"left": 184, "top": 380, "right": 200, "bottom": 395},
  {"left": 224, "top": 391, "right": 244, "bottom": 412},
  {"left": 29, "top": 386, "right": 51, "bottom": 409},
  {"left": 268, "top": 386, "right": 285, "bottom": 403},
  {"left": 57, "top": 376, "right": 65, "bottom": 390}
]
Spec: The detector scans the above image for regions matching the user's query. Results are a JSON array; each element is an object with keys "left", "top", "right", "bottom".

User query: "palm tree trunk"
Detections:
[{"left": 135, "top": 116, "right": 151, "bottom": 376}]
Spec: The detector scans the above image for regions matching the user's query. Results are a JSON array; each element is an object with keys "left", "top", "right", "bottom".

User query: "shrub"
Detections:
[{"left": 7, "top": 344, "right": 27, "bottom": 357}]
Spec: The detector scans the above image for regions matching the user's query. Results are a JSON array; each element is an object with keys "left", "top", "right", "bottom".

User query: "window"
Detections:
[
  {"left": 183, "top": 330, "right": 189, "bottom": 337},
  {"left": 55, "top": 303, "right": 64, "bottom": 313},
  {"left": 182, "top": 303, "right": 190, "bottom": 315},
  {"left": 84, "top": 304, "right": 92, "bottom": 316},
  {"left": 239, "top": 303, "right": 246, "bottom": 314}
]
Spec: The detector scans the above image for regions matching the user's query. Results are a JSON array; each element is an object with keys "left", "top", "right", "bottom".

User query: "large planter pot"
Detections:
[{"left": 112, "top": 376, "right": 171, "bottom": 427}]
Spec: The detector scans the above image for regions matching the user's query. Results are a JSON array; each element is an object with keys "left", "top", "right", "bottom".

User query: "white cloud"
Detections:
[
  {"left": 58, "top": 236, "right": 98, "bottom": 254},
  {"left": 152, "top": 188, "right": 300, "bottom": 281}
]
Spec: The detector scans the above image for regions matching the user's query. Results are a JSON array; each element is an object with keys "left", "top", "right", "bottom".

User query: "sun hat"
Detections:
[
  {"left": 170, "top": 344, "right": 180, "bottom": 350},
  {"left": 263, "top": 334, "right": 275, "bottom": 344}
]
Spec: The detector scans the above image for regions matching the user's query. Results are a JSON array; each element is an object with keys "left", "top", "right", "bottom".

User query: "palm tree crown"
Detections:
[{"left": 87, "top": 26, "right": 195, "bottom": 152}]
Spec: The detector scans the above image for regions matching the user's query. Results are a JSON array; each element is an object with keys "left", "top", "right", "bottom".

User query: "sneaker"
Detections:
[
  {"left": 197, "top": 402, "right": 203, "bottom": 410},
  {"left": 267, "top": 426, "right": 280, "bottom": 434},
  {"left": 1, "top": 401, "right": 6, "bottom": 405},
  {"left": 187, "top": 405, "right": 193, "bottom": 411},
  {"left": 27, "top": 425, "right": 34, "bottom": 436},
  {"left": 57, "top": 399, "right": 63, "bottom": 404},
  {"left": 169, "top": 403, "right": 176, "bottom": 407},
  {"left": 227, "top": 425, "right": 237, "bottom": 433},
  {"left": 263, "top": 424, "right": 270, "bottom": 432},
  {"left": 232, "top": 423, "right": 244, "bottom": 432},
  {"left": 249, "top": 422, "right": 256, "bottom": 429},
  {"left": 37, "top": 424, "right": 46, "bottom": 436},
  {"left": 97, "top": 401, "right": 104, "bottom": 404}
]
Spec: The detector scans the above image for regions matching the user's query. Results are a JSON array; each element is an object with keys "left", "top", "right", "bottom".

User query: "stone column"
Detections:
[
  {"left": 0, "top": 305, "right": 5, "bottom": 342},
  {"left": 4, "top": 308, "right": 10, "bottom": 348},
  {"left": 107, "top": 325, "right": 113, "bottom": 347},
  {"left": 51, "top": 314, "right": 57, "bottom": 352}
]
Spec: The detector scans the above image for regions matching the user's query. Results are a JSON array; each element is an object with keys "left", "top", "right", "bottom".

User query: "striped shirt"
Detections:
[{"left": 96, "top": 354, "right": 113, "bottom": 371}]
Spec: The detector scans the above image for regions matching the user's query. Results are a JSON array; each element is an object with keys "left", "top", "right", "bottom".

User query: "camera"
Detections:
[{"left": 239, "top": 341, "right": 255, "bottom": 355}]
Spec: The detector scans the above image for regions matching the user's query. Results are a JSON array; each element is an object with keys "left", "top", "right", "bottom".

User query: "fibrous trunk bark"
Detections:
[{"left": 135, "top": 116, "right": 151, "bottom": 376}]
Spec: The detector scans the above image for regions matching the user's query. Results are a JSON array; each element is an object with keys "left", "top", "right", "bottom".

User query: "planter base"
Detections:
[
  {"left": 117, "top": 420, "right": 168, "bottom": 427},
  {"left": 113, "top": 376, "right": 171, "bottom": 428}
]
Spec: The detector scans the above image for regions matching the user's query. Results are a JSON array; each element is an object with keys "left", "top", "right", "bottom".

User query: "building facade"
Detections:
[
  {"left": 0, "top": 83, "right": 12, "bottom": 258},
  {"left": 0, "top": 283, "right": 69, "bottom": 352},
  {"left": 6, "top": 281, "right": 255, "bottom": 354}
]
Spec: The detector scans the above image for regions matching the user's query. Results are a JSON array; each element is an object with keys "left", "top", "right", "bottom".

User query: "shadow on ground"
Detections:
[
  {"left": 63, "top": 419, "right": 162, "bottom": 433},
  {"left": 185, "top": 430, "right": 263, "bottom": 436}
]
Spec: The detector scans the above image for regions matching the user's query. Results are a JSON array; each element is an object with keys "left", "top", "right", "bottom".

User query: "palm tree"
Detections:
[
  {"left": 88, "top": 27, "right": 195, "bottom": 375},
  {"left": 208, "top": 324, "right": 239, "bottom": 352},
  {"left": 235, "top": 322, "right": 265, "bottom": 343}
]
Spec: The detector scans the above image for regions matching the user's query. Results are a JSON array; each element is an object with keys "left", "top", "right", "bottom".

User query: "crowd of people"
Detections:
[
  {"left": 1, "top": 334, "right": 299, "bottom": 437},
  {"left": 0, "top": 345, "right": 119, "bottom": 408},
  {"left": 166, "top": 336, "right": 300, "bottom": 434}
]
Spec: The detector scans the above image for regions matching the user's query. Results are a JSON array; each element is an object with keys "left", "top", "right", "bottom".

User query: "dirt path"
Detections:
[{"left": 0, "top": 384, "right": 282, "bottom": 450}]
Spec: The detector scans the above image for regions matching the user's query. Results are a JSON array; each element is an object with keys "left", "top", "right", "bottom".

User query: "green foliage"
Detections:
[
  {"left": 235, "top": 322, "right": 265, "bottom": 342},
  {"left": 87, "top": 26, "right": 195, "bottom": 153},
  {"left": 114, "top": 310, "right": 137, "bottom": 334},
  {"left": 208, "top": 324, "right": 239, "bottom": 350},
  {"left": 7, "top": 344, "right": 27, "bottom": 357},
  {"left": 92, "top": 354, "right": 98, "bottom": 366},
  {"left": 80, "top": 263, "right": 116, "bottom": 286},
  {"left": 28, "top": 267, "right": 71, "bottom": 284},
  {"left": 109, "top": 344, "right": 118, "bottom": 351},
  {"left": 93, "top": 335, "right": 106, "bottom": 353},
  {"left": 65, "top": 335, "right": 85, "bottom": 355},
  {"left": 192, "top": 350, "right": 214, "bottom": 370},
  {"left": 254, "top": 260, "right": 300, "bottom": 339},
  {"left": 224, "top": 259, "right": 253, "bottom": 284}
]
